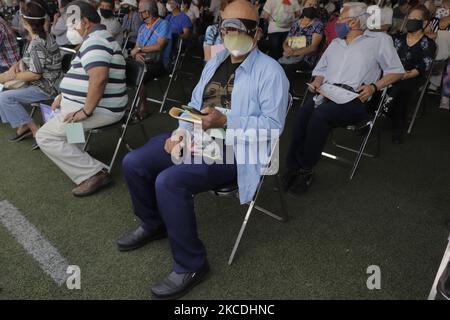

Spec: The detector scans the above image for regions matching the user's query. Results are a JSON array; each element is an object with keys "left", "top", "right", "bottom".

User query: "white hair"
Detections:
[{"left": 343, "top": 2, "right": 368, "bottom": 30}]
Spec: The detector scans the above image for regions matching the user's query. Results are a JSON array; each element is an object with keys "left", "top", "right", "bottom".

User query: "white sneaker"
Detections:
[{"left": 439, "top": 96, "right": 450, "bottom": 110}]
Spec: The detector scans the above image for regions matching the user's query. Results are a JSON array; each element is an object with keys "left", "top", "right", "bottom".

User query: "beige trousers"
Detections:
[{"left": 36, "top": 101, "right": 124, "bottom": 185}]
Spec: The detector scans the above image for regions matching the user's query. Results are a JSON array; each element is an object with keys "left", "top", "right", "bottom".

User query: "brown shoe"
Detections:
[{"left": 72, "top": 169, "right": 112, "bottom": 197}]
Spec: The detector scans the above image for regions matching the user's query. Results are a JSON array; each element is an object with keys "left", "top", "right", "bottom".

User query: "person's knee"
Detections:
[
  {"left": 155, "top": 169, "right": 180, "bottom": 193},
  {"left": 122, "top": 151, "right": 143, "bottom": 175}
]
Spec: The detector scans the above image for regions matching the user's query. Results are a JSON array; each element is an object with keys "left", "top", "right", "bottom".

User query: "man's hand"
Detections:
[
  {"left": 357, "top": 84, "right": 376, "bottom": 103},
  {"left": 130, "top": 47, "right": 140, "bottom": 58},
  {"left": 200, "top": 106, "right": 227, "bottom": 131},
  {"left": 164, "top": 131, "right": 185, "bottom": 155},
  {"left": 135, "top": 52, "right": 145, "bottom": 63},
  {"left": 308, "top": 77, "right": 322, "bottom": 93},
  {"left": 63, "top": 110, "right": 88, "bottom": 123},
  {"left": 51, "top": 95, "right": 62, "bottom": 111}
]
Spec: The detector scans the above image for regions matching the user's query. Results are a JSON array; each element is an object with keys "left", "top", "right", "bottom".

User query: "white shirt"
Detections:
[
  {"left": 263, "top": 0, "right": 300, "bottom": 34},
  {"left": 313, "top": 30, "right": 404, "bottom": 91}
]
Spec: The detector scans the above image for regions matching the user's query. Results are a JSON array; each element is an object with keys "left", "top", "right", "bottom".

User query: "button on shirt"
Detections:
[
  {"left": 179, "top": 49, "right": 290, "bottom": 204},
  {"left": 313, "top": 30, "right": 405, "bottom": 91}
]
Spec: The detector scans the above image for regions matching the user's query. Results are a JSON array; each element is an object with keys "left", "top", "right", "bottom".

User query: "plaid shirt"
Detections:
[{"left": 0, "top": 17, "right": 20, "bottom": 70}]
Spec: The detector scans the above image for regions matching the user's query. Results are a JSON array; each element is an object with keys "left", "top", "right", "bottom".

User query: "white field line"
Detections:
[{"left": 0, "top": 200, "right": 69, "bottom": 286}]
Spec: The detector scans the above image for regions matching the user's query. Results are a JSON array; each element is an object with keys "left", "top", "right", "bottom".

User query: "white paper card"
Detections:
[
  {"left": 64, "top": 122, "right": 85, "bottom": 144},
  {"left": 317, "top": 83, "right": 360, "bottom": 105}
]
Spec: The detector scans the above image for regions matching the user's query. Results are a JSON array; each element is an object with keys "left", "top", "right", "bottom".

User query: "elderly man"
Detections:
[
  {"left": 117, "top": 0, "right": 289, "bottom": 300},
  {"left": 36, "top": 1, "right": 127, "bottom": 197},
  {"left": 283, "top": 2, "right": 404, "bottom": 195},
  {"left": 132, "top": 0, "right": 171, "bottom": 119},
  {"left": 165, "top": 0, "right": 192, "bottom": 40}
]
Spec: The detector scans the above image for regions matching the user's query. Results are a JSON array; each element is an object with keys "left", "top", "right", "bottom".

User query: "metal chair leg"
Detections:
[
  {"left": 83, "top": 130, "right": 93, "bottom": 152},
  {"left": 228, "top": 200, "right": 255, "bottom": 266}
]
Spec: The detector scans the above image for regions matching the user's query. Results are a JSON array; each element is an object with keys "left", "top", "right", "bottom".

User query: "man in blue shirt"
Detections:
[
  {"left": 283, "top": 2, "right": 404, "bottom": 196},
  {"left": 131, "top": 0, "right": 171, "bottom": 119},
  {"left": 165, "top": 0, "right": 192, "bottom": 40},
  {"left": 117, "top": 0, "right": 289, "bottom": 300}
]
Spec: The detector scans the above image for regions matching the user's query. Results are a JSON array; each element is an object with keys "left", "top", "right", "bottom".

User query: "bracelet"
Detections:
[
  {"left": 370, "top": 83, "right": 378, "bottom": 92},
  {"left": 81, "top": 108, "right": 92, "bottom": 118}
]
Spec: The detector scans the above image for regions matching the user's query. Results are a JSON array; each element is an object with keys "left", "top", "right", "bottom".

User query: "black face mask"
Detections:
[
  {"left": 121, "top": 7, "right": 130, "bottom": 14},
  {"left": 302, "top": 7, "right": 317, "bottom": 19},
  {"left": 405, "top": 19, "right": 423, "bottom": 33},
  {"left": 100, "top": 8, "right": 114, "bottom": 19}
]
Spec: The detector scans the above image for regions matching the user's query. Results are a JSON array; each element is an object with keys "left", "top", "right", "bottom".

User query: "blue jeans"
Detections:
[
  {"left": 0, "top": 85, "right": 51, "bottom": 129},
  {"left": 122, "top": 132, "right": 237, "bottom": 273}
]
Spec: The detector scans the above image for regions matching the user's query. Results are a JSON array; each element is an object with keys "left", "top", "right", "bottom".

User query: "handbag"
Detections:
[
  {"left": 142, "top": 19, "right": 163, "bottom": 64},
  {"left": 3, "top": 60, "right": 28, "bottom": 90}
]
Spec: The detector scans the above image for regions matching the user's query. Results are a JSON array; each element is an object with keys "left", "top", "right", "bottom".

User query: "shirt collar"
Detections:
[
  {"left": 215, "top": 47, "right": 259, "bottom": 74},
  {"left": 87, "top": 24, "right": 106, "bottom": 38}
]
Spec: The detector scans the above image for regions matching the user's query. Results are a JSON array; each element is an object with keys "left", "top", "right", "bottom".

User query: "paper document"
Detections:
[
  {"left": 65, "top": 122, "right": 85, "bottom": 144},
  {"left": 317, "top": 83, "right": 359, "bottom": 104}
]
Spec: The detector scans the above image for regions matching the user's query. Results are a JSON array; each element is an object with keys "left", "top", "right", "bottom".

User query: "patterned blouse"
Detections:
[
  {"left": 286, "top": 18, "right": 323, "bottom": 67},
  {"left": 22, "top": 35, "right": 63, "bottom": 96},
  {"left": 392, "top": 33, "right": 436, "bottom": 78}
]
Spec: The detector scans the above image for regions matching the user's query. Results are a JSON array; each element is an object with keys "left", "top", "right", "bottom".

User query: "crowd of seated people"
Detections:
[{"left": 1, "top": 0, "right": 450, "bottom": 300}]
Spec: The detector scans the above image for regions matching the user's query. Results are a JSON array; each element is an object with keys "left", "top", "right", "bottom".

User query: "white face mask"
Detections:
[
  {"left": 66, "top": 25, "right": 84, "bottom": 45},
  {"left": 166, "top": 3, "right": 173, "bottom": 12},
  {"left": 223, "top": 33, "right": 255, "bottom": 57}
]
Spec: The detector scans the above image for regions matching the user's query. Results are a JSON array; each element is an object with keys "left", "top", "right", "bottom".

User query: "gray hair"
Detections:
[
  {"left": 343, "top": 2, "right": 368, "bottom": 30},
  {"left": 141, "top": 0, "right": 159, "bottom": 17}
]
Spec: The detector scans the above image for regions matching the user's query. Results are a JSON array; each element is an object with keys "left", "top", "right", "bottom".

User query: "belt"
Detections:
[{"left": 332, "top": 83, "right": 358, "bottom": 93}]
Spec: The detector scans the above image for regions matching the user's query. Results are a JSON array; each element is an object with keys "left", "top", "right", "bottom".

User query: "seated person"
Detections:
[
  {"left": 203, "top": 0, "right": 234, "bottom": 61},
  {"left": 165, "top": 0, "right": 193, "bottom": 40},
  {"left": 279, "top": 0, "right": 323, "bottom": 80},
  {"left": 182, "top": 0, "right": 200, "bottom": 25},
  {"left": 98, "top": 0, "right": 123, "bottom": 46},
  {"left": 131, "top": 0, "right": 171, "bottom": 119},
  {"left": 120, "top": 0, "right": 142, "bottom": 49},
  {"left": 51, "top": 0, "right": 73, "bottom": 47},
  {"left": 391, "top": 0, "right": 411, "bottom": 34},
  {"left": 0, "top": 16, "right": 20, "bottom": 73},
  {"left": 116, "top": 0, "right": 289, "bottom": 300},
  {"left": 389, "top": 5, "right": 436, "bottom": 144},
  {"left": 262, "top": 0, "right": 301, "bottom": 60},
  {"left": 283, "top": 2, "right": 404, "bottom": 196},
  {"left": 0, "top": 1, "right": 62, "bottom": 147},
  {"left": 36, "top": 1, "right": 128, "bottom": 197}
]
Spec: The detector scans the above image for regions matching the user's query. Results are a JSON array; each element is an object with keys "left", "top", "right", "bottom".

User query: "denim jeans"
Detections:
[{"left": 0, "top": 85, "right": 51, "bottom": 128}]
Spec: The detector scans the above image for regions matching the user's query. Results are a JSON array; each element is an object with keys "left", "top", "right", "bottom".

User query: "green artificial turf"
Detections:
[{"left": 0, "top": 61, "right": 449, "bottom": 300}]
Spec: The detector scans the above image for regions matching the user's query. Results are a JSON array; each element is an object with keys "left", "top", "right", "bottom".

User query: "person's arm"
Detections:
[
  {"left": 292, "top": 33, "right": 323, "bottom": 57},
  {"left": 51, "top": 15, "right": 67, "bottom": 36},
  {"left": 203, "top": 46, "right": 212, "bottom": 61},
  {"left": 63, "top": 66, "right": 109, "bottom": 122},
  {"left": 141, "top": 37, "right": 168, "bottom": 53},
  {"left": 262, "top": 0, "right": 272, "bottom": 21},
  {"left": 181, "top": 27, "right": 191, "bottom": 40}
]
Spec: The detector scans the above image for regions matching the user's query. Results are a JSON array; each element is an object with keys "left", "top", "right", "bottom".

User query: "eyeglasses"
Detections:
[{"left": 219, "top": 18, "right": 258, "bottom": 38}]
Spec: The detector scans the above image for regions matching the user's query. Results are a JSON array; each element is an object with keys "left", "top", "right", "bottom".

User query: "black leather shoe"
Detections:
[
  {"left": 151, "top": 261, "right": 210, "bottom": 300},
  {"left": 117, "top": 225, "right": 167, "bottom": 252},
  {"left": 281, "top": 169, "right": 299, "bottom": 192},
  {"left": 289, "top": 169, "right": 313, "bottom": 196}
]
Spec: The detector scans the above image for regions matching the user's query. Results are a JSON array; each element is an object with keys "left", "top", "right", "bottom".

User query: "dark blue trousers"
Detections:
[
  {"left": 122, "top": 132, "right": 237, "bottom": 273},
  {"left": 287, "top": 97, "right": 367, "bottom": 170}
]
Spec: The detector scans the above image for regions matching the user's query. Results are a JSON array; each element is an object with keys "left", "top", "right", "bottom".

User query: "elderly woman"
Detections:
[
  {"left": 279, "top": 0, "right": 323, "bottom": 84},
  {"left": 0, "top": 0, "right": 62, "bottom": 147},
  {"left": 121, "top": 0, "right": 142, "bottom": 49},
  {"left": 263, "top": 0, "right": 301, "bottom": 60},
  {"left": 389, "top": 5, "right": 436, "bottom": 144}
]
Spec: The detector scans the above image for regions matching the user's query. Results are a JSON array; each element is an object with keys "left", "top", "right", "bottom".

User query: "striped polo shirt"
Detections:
[{"left": 59, "top": 25, "right": 128, "bottom": 113}]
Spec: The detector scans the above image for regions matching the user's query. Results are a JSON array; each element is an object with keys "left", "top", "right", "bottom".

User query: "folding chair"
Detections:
[
  {"left": 428, "top": 233, "right": 450, "bottom": 300},
  {"left": 147, "top": 36, "right": 188, "bottom": 113},
  {"left": 210, "top": 94, "right": 293, "bottom": 265},
  {"left": 82, "top": 59, "right": 147, "bottom": 173},
  {"left": 407, "top": 56, "right": 443, "bottom": 134},
  {"left": 321, "top": 86, "right": 389, "bottom": 180}
]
